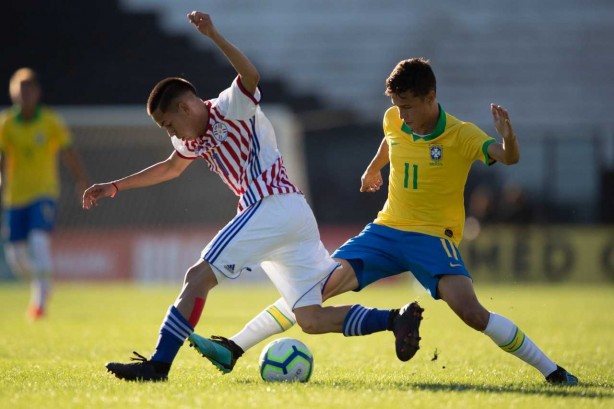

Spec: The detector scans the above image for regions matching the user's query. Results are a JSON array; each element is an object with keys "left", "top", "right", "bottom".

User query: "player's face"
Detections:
[
  {"left": 152, "top": 101, "right": 204, "bottom": 142},
  {"left": 391, "top": 90, "right": 436, "bottom": 134},
  {"left": 12, "top": 81, "right": 40, "bottom": 110}
]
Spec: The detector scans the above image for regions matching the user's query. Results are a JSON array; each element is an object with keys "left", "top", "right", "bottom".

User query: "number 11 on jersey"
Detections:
[{"left": 404, "top": 163, "right": 418, "bottom": 189}]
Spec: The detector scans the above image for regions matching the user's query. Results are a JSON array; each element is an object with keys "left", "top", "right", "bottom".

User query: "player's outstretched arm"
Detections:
[
  {"left": 82, "top": 151, "right": 191, "bottom": 209},
  {"left": 187, "top": 11, "right": 260, "bottom": 94},
  {"left": 61, "top": 147, "right": 90, "bottom": 201},
  {"left": 360, "top": 137, "right": 389, "bottom": 193},
  {"left": 488, "top": 103, "right": 520, "bottom": 165}
]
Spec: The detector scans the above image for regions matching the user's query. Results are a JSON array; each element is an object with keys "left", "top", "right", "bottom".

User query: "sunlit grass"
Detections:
[{"left": 0, "top": 282, "right": 612, "bottom": 409}]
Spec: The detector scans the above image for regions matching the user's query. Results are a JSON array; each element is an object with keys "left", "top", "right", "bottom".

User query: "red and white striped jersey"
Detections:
[{"left": 171, "top": 76, "right": 301, "bottom": 213}]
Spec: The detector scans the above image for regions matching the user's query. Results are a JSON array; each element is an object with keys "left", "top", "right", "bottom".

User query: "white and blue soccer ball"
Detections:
[{"left": 259, "top": 337, "right": 314, "bottom": 382}]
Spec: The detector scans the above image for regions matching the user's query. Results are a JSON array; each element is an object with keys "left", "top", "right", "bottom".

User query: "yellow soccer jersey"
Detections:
[
  {"left": 374, "top": 105, "right": 495, "bottom": 246},
  {"left": 0, "top": 106, "right": 72, "bottom": 207}
]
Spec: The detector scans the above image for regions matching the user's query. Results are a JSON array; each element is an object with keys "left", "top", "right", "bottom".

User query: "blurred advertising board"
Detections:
[
  {"left": 40, "top": 225, "right": 614, "bottom": 283},
  {"left": 463, "top": 225, "right": 613, "bottom": 282}
]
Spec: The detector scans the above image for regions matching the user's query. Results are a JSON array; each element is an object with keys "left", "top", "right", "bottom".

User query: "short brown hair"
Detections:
[
  {"left": 385, "top": 58, "right": 436, "bottom": 97},
  {"left": 147, "top": 77, "right": 197, "bottom": 115},
  {"left": 9, "top": 67, "right": 39, "bottom": 99}
]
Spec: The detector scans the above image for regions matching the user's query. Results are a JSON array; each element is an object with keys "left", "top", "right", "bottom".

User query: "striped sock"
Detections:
[
  {"left": 232, "top": 298, "right": 296, "bottom": 351},
  {"left": 151, "top": 306, "right": 194, "bottom": 364},
  {"left": 483, "top": 312, "right": 557, "bottom": 376},
  {"left": 342, "top": 305, "right": 391, "bottom": 336}
]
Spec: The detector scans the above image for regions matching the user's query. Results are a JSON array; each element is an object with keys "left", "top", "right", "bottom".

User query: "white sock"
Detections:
[
  {"left": 231, "top": 298, "right": 296, "bottom": 351},
  {"left": 4, "top": 242, "right": 35, "bottom": 278},
  {"left": 483, "top": 312, "right": 557, "bottom": 377},
  {"left": 32, "top": 277, "right": 51, "bottom": 309},
  {"left": 30, "top": 231, "right": 53, "bottom": 309}
]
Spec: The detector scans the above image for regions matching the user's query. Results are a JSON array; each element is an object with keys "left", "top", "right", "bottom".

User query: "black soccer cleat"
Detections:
[
  {"left": 105, "top": 351, "right": 169, "bottom": 382},
  {"left": 392, "top": 301, "right": 424, "bottom": 362},
  {"left": 545, "top": 365, "right": 579, "bottom": 386}
]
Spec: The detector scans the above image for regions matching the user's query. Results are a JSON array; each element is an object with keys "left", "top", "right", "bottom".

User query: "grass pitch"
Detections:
[{"left": 0, "top": 281, "right": 612, "bottom": 409}]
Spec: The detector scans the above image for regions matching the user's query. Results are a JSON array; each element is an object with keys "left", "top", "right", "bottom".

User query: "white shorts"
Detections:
[{"left": 202, "top": 193, "right": 339, "bottom": 309}]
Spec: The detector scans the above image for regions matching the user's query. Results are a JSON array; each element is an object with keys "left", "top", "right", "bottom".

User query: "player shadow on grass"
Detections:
[
  {"left": 397, "top": 381, "right": 609, "bottom": 398},
  {"left": 233, "top": 378, "right": 611, "bottom": 399}
]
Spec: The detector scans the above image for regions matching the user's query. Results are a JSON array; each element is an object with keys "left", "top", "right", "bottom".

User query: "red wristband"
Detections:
[{"left": 111, "top": 182, "right": 119, "bottom": 198}]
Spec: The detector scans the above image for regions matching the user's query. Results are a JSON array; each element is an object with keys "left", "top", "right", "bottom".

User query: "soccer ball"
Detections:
[{"left": 259, "top": 337, "right": 314, "bottom": 382}]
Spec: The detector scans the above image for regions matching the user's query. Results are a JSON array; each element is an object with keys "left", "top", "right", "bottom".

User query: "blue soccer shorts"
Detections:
[
  {"left": 332, "top": 223, "right": 471, "bottom": 299},
  {"left": 2, "top": 198, "right": 57, "bottom": 242}
]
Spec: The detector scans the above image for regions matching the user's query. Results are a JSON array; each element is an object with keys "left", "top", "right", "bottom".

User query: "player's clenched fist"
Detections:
[
  {"left": 360, "top": 170, "right": 383, "bottom": 193},
  {"left": 187, "top": 11, "right": 217, "bottom": 37}
]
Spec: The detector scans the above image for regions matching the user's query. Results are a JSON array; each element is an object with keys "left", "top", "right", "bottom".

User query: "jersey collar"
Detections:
[
  {"left": 204, "top": 100, "right": 213, "bottom": 134},
  {"left": 401, "top": 104, "right": 446, "bottom": 142},
  {"left": 13, "top": 105, "right": 42, "bottom": 123}
]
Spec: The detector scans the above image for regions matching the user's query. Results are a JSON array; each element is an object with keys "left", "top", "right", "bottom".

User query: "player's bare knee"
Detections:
[
  {"left": 184, "top": 263, "right": 217, "bottom": 290},
  {"left": 296, "top": 319, "right": 319, "bottom": 334},
  {"left": 322, "top": 259, "right": 358, "bottom": 301},
  {"left": 295, "top": 312, "right": 321, "bottom": 334},
  {"left": 462, "top": 307, "right": 489, "bottom": 331}
]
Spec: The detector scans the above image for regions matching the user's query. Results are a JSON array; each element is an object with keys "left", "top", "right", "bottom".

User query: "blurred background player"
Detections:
[
  {"left": 0, "top": 68, "right": 89, "bottom": 320},
  {"left": 188, "top": 58, "right": 578, "bottom": 386},
  {"left": 82, "top": 11, "right": 419, "bottom": 383}
]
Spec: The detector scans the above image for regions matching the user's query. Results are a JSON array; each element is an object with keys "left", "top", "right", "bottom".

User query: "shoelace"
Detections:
[
  {"left": 129, "top": 351, "right": 149, "bottom": 362},
  {"left": 211, "top": 335, "right": 244, "bottom": 358},
  {"left": 211, "top": 335, "right": 229, "bottom": 343}
]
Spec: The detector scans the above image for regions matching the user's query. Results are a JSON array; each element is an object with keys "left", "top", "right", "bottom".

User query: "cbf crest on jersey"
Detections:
[
  {"left": 429, "top": 144, "right": 443, "bottom": 166},
  {"left": 34, "top": 132, "right": 46, "bottom": 145},
  {"left": 212, "top": 122, "right": 228, "bottom": 142}
]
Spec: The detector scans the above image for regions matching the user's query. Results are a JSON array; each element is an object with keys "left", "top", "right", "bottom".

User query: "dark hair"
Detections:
[
  {"left": 385, "top": 58, "right": 436, "bottom": 98},
  {"left": 147, "top": 77, "right": 197, "bottom": 115}
]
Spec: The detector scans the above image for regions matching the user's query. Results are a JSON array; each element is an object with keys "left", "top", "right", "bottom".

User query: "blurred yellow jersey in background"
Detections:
[
  {"left": 0, "top": 106, "right": 71, "bottom": 207},
  {"left": 374, "top": 105, "right": 495, "bottom": 246}
]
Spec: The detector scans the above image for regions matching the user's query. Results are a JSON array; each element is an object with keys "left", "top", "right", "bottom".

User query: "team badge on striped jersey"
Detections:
[{"left": 212, "top": 122, "right": 228, "bottom": 142}]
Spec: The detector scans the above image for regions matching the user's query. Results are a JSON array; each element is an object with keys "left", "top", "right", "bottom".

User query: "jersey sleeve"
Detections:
[
  {"left": 458, "top": 122, "right": 496, "bottom": 165},
  {"left": 382, "top": 107, "right": 397, "bottom": 143},
  {"left": 170, "top": 136, "right": 198, "bottom": 160},
  {"left": 215, "top": 76, "right": 262, "bottom": 120},
  {"left": 0, "top": 111, "right": 8, "bottom": 151}
]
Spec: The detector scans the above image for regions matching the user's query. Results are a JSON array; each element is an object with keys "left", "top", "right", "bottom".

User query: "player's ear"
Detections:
[
  {"left": 178, "top": 100, "right": 191, "bottom": 116},
  {"left": 424, "top": 90, "right": 436, "bottom": 104}
]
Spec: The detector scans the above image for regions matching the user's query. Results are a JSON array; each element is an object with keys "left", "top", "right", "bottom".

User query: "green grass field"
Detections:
[{"left": 0, "top": 281, "right": 612, "bottom": 409}]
